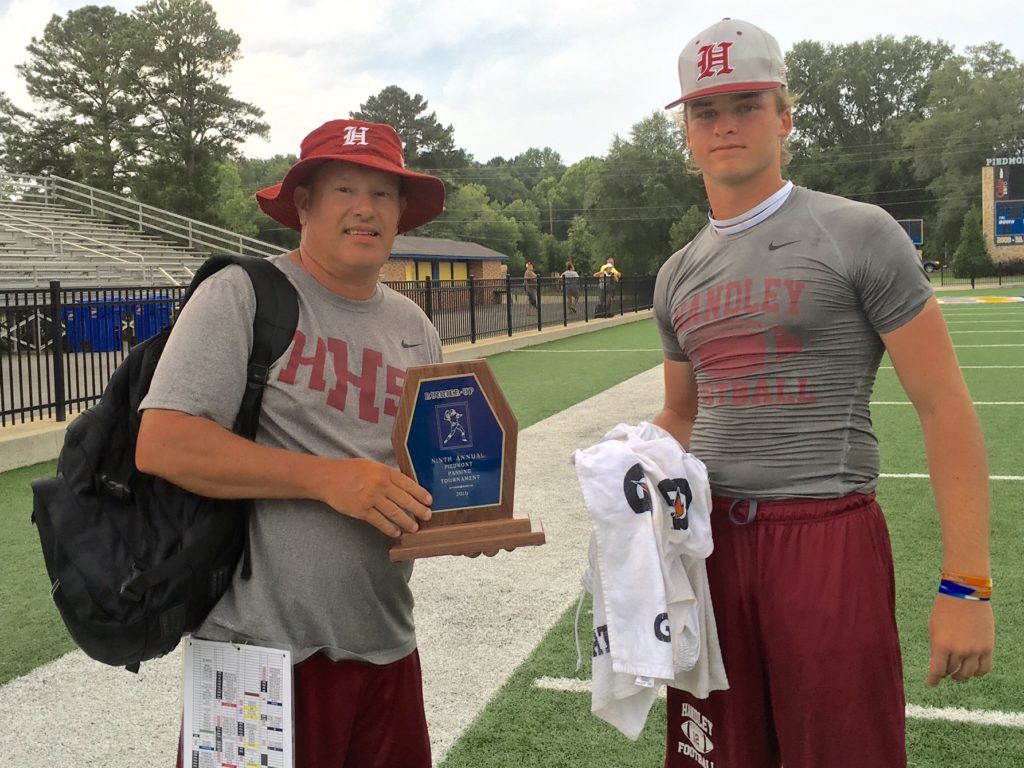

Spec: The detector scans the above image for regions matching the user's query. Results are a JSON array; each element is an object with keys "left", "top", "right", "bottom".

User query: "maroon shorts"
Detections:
[
  {"left": 177, "top": 648, "right": 430, "bottom": 768},
  {"left": 665, "top": 493, "right": 905, "bottom": 768}
]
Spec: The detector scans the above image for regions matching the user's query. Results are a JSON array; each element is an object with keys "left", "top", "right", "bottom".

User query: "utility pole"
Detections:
[{"left": 549, "top": 199, "right": 554, "bottom": 236}]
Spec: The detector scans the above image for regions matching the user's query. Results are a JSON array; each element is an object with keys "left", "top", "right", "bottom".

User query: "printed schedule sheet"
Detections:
[{"left": 183, "top": 638, "right": 293, "bottom": 768}]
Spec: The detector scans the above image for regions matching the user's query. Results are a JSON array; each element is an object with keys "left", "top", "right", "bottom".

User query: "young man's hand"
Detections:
[
  {"left": 317, "top": 458, "right": 433, "bottom": 537},
  {"left": 926, "top": 595, "right": 995, "bottom": 686}
]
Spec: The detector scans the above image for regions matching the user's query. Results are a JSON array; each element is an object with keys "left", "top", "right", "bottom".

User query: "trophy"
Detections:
[{"left": 389, "top": 359, "right": 545, "bottom": 561}]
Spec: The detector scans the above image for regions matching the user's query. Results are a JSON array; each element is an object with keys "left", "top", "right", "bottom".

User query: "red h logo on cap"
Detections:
[{"left": 697, "top": 42, "right": 734, "bottom": 81}]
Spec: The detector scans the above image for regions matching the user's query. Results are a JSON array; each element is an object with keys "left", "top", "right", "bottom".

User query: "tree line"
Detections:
[{"left": 1, "top": 1, "right": 1022, "bottom": 277}]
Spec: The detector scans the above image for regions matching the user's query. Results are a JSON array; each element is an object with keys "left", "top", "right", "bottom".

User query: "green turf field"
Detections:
[
  {"left": 2, "top": 299, "right": 1022, "bottom": 766},
  {"left": 439, "top": 300, "right": 1024, "bottom": 768}
]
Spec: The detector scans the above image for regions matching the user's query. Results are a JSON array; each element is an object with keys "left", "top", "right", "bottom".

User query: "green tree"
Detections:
[
  {"left": 213, "top": 161, "right": 257, "bottom": 237},
  {"left": 785, "top": 36, "right": 952, "bottom": 213},
  {"left": 15, "top": 5, "right": 142, "bottom": 189},
  {"left": 351, "top": 86, "right": 469, "bottom": 176},
  {"left": 0, "top": 93, "right": 35, "bottom": 172},
  {"left": 589, "top": 112, "right": 699, "bottom": 275},
  {"left": 669, "top": 204, "right": 706, "bottom": 250},
  {"left": 426, "top": 184, "right": 520, "bottom": 258},
  {"left": 508, "top": 147, "right": 565, "bottom": 190},
  {"left": 903, "top": 44, "right": 1024, "bottom": 256},
  {"left": 130, "top": 0, "right": 268, "bottom": 220},
  {"left": 476, "top": 157, "right": 531, "bottom": 206},
  {"left": 566, "top": 215, "right": 597, "bottom": 275},
  {"left": 538, "top": 234, "right": 568, "bottom": 276},
  {"left": 952, "top": 207, "right": 994, "bottom": 278},
  {"left": 235, "top": 154, "right": 299, "bottom": 248},
  {"left": 0, "top": 102, "right": 78, "bottom": 178},
  {"left": 504, "top": 198, "right": 544, "bottom": 266},
  {"left": 534, "top": 156, "right": 604, "bottom": 239}
]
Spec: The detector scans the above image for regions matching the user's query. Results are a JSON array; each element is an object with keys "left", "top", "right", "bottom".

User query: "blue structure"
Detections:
[
  {"left": 64, "top": 301, "right": 123, "bottom": 352},
  {"left": 133, "top": 296, "right": 174, "bottom": 342}
]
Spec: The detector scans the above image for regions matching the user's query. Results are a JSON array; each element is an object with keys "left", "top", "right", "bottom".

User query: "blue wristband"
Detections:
[{"left": 939, "top": 579, "right": 991, "bottom": 601}]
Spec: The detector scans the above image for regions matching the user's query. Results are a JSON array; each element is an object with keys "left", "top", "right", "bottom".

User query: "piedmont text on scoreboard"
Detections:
[{"left": 990, "top": 156, "right": 1024, "bottom": 247}]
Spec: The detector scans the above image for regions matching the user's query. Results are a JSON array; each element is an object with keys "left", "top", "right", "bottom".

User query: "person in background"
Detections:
[
  {"left": 594, "top": 257, "right": 621, "bottom": 316},
  {"left": 561, "top": 260, "right": 581, "bottom": 313},
  {"left": 524, "top": 260, "right": 539, "bottom": 312}
]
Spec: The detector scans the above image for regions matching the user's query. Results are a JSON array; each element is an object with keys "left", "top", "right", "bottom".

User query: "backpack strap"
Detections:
[
  {"left": 181, "top": 254, "right": 299, "bottom": 581},
  {"left": 231, "top": 258, "right": 300, "bottom": 440},
  {"left": 179, "top": 254, "right": 298, "bottom": 439}
]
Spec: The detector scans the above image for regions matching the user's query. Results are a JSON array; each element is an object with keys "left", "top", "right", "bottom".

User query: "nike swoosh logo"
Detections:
[
  {"left": 768, "top": 240, "right": 801, "bottom": 251},
  {"left": 401, "top": 341, "right": 422, "bottom": 348}
]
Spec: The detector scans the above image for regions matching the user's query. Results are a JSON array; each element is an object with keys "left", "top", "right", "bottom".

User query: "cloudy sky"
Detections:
[{"left": 1, "top": 0, "right": 1021, "bottom": 166}]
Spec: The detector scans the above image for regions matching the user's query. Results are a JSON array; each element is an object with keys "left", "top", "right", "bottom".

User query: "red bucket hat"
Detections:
[{"left": 256, "top": 119, "right": 446, "bottom": 233}]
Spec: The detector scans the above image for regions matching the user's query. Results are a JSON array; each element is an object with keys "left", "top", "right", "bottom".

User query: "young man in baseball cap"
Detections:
[
  {"left": 653, "top": 18, "right": 994, "bottom": 768},
  {"left": 137, "top": 119, "right": 447, "bottom": 767}
]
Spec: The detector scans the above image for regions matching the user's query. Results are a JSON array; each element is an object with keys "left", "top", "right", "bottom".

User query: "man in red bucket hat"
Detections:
[{"left": 137, "top": 119, "right": 447, "bottom": 767}]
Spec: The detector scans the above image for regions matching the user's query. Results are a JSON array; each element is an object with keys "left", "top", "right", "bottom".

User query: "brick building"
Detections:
[{"left": 378, "top": 235, "right": 508, "bottom": 283}]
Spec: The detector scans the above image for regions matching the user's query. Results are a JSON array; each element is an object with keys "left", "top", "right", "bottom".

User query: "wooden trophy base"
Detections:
[{"left": 389, "top": 517, "right": 545, "bottom": 562}]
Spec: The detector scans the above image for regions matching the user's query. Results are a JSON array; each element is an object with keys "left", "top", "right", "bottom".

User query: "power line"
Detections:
[
  {"left": 233, "top": 143, "right": 1018, "bottom": 200},
  {"left": 254, "top": 189, "right": 981, "bottom": 235}
]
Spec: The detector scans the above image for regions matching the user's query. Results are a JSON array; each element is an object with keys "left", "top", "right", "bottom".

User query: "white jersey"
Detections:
[{"left": 573, "top": 422, "right": 728, "bottom": 740}]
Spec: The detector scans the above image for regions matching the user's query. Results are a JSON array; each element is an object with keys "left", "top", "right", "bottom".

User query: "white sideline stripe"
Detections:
[
  {"left": 533, "top": 678, "right": 1024, "bottom": 728},
  {"left": 871, "top": 401, "right": 1024, "bottom": 405},
  {"left": 511, "top": 348, "right": 662, "bottom": 352},
  {"left": 941, "top": 312, "right": 1024, "bottom": 317},
  {"left": 510, "top": 342, "right": 1024, "bottom": 353},
  {"left": 948, "top": 330, "right": 1024, "bottom": 334},
  {"left": 881, "top": 473, "right": 1024, "bottom": 481},
  {"left": 535, "top": 677, "right": 598, "bottom": 695},
  {"left": 881, "top": 366, "right": 1024, "bottom": 369},
  {"left": 938, "top": 297, "right": 1024, "bottom": 305},
  {"left": 906, "top": 704, "right": 1024, "bottom": 729},
  {"left": 945, "top": 320, "right": 1024, "bottom": 325}
]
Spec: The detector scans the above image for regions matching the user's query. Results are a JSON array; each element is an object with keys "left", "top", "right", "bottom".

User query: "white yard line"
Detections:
[
  {"left": 947, "top": 330, "right": 1024, "bottom": 334},
  {"left": 533, "top": 678, "right": 1024, "bottom": 729},
  {"left": 905, "top": 704, "right": 1024, "bottom": 729},
  {"left": 881, "top": 473, "right": 1024, "bottom": 481},
  {"left": 941, "top": 310, "right": 1024, "bottom": 314},
  {"left": 871, "top": 401, "right": 1024, "bottom": 405},
  {"left": 511, "top": 348, "right": 662, "bottom": 353},
  {"left": 880, "top": 366, "right": 1024, "bottom": 370}
]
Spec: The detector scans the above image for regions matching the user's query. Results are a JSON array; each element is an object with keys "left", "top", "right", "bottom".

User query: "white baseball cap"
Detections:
[{"left": 665, "top": 18, "right": 788, "bottom": 108}]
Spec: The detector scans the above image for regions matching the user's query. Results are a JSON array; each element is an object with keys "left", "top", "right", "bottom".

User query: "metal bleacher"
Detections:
[{"left": 0, "top": 172, "right": 280, "bottom": 288}]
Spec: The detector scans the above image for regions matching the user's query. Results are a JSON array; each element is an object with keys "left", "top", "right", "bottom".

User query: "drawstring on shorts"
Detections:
[{"left": 728, "top": 498, "right": 758, "bottom": 526}]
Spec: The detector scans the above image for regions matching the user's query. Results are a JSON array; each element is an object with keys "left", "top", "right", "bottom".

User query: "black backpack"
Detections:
[{"left": 30, "top": 255, "right": 298, "bottom": 672}]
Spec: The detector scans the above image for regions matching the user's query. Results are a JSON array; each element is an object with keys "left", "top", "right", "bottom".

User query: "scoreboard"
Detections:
[
  {"left": 896, "top": 219, "right": 923, "bottom": 246},
  {"left": 994, "top": 164, "right": 1024, "bottom": 246}
]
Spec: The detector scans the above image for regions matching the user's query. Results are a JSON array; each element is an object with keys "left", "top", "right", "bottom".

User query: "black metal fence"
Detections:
[
  {"left": 931, "top": 267, "right": 1024, "bottom": 288},
  {"left": 0, "top": 274, "right": 655, "bottom": 425}
]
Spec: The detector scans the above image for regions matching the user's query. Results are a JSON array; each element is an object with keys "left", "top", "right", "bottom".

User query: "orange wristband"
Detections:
[{"left": 940, "top": 571, "right": 992, "bottom": 589}]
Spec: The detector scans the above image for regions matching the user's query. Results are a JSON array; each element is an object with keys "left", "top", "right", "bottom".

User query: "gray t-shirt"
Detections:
[
  {"left": 562, "top": 269, "right": 581, "bottom": 290},
  {"left": 654, "top": 186, "right": 933, "bottom": 499},
  {"left": 141, "top": 252, "right": 442, "bottom": 664}
]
